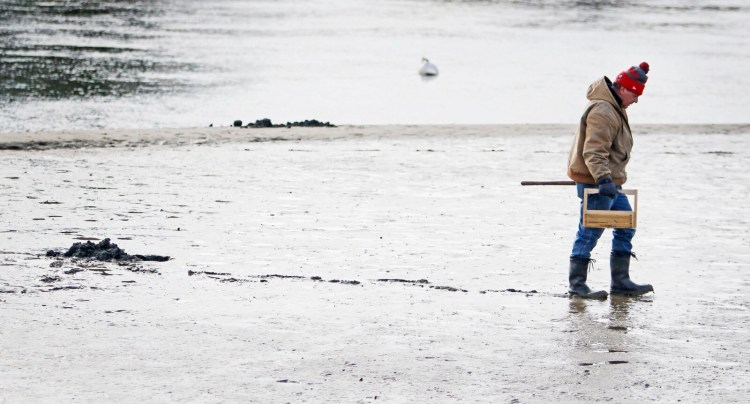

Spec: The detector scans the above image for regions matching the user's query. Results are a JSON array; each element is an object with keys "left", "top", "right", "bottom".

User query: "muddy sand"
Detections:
[{"left": 1, "top": 124, "right": 749, "bottom": 403}]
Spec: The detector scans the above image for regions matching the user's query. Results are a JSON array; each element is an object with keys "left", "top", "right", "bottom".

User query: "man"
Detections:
[{"left": 566, "top": 62, "right": 655, "bottom": 299}]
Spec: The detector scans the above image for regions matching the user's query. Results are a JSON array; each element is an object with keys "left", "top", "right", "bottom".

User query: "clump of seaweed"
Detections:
[{"left": 46, "top": 238, "right": 170, "bottom": 262}]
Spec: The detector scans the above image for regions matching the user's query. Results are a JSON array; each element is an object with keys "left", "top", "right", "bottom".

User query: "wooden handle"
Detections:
[{"left": 521, "top": 181, "right": 575, "bottom": 186}]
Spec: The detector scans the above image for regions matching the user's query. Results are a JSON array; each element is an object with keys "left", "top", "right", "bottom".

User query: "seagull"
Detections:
[{"left": 418, "top": 58, "right": 439, "bottom": 76}]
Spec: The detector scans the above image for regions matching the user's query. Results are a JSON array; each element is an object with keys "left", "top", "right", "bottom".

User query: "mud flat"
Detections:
[{"left": 1, "top": 124, "right": 749, "bottom": 402}]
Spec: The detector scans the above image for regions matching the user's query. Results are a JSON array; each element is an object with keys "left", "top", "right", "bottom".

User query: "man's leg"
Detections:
[
  {"left": 610, "top": 190, "right": 636, "bottom": 254},
  {"left": 569, "top": 183, "right": 612, "bottom": 299},
  {"left": 607, "top": 190, "right": 653, "bottom": 295},
  {"left": 571, "top": 183, "right": 614, "bottom": 259}
]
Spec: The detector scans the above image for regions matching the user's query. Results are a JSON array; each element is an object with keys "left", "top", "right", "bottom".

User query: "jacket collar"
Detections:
[{"left": 607, "top": 78, "right": 623, "bottom": 107}]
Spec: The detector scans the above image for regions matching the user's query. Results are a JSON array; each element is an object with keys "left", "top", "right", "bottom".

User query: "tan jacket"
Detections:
[{"left": 567, "top": 77, "right": 633, "bottom": 185}]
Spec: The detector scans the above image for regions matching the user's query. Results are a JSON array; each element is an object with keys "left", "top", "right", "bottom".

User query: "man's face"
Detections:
[{"left": 618, "top": 87, "right": 640, "bottom": 109}]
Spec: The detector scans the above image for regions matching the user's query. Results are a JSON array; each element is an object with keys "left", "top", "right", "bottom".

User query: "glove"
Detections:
[{"left": 597, "top": 177, "right": 617, "bottom": 198}]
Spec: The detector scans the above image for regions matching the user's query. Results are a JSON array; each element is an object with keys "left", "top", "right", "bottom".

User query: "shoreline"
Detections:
[{"left": 1, "top": 123, "right": 749, "bottom": 151}]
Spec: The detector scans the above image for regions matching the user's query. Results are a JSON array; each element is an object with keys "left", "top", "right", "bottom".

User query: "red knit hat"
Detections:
[{"left": 615, "top": 62, "right": 650, "bottom": 96}]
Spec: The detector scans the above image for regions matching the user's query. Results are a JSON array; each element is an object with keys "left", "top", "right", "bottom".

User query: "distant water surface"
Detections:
[{"left": 1, "top": 0, "right": 749, "bottom": 132}]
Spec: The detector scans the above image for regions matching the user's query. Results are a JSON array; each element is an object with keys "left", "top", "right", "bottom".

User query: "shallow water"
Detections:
[{"left": 2, "top": 0, "right": 749, "bottom": 132}]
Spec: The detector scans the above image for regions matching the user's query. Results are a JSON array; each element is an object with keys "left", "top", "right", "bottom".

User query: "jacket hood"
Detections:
[{"left": 587, "top": 76, "right": 622, "bottom": 113}]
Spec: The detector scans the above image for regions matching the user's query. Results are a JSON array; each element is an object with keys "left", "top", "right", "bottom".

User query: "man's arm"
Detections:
[{"left": 582, "top": 105, "right": 618, "bottom": 182}]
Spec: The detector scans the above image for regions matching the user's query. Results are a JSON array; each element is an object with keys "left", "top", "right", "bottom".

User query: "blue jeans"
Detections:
[{"left": 570, "top": 183, "right": 635, "bottom": 259}]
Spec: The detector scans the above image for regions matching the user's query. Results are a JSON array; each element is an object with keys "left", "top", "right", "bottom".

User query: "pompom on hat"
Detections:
[{"left": 615, "top": 62, "right": 650, "bottom": 96}]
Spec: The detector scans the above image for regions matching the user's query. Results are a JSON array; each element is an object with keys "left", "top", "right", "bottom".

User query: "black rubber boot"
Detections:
[
  {"left": 569, "top": 257, "right": 608, "bottom": 299},
  {"left": 610, "top": 252, "right": 654, "bottom": 296}
]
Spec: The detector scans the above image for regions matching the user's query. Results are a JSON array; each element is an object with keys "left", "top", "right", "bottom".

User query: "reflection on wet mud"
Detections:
[
  {"left": 567, "top": 297, "right": 637, "bottom": 366},
  {"left": 0, "top": 1, "right": 195, "bottom": 100},
  {"left": 608, "top": 295, "right": 633, "bottom": 330}
]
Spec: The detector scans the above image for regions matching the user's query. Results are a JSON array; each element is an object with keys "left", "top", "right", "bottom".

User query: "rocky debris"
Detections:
[
  {"left": 259, "top": 274, "right": 306, "bottom": 280},
  {"left": 43, "top": 239, "right": 165, "bottom": 279},
  {"left": 505, "top": 288, "right": 538, "bottom": 294},
  {"left": 479, "top": 288, "right": 539, "bottom": 295},
  {"left": 430, "top": 285, "right": 468, "bottom": 293},
  {"left": 187, "top": 272, "right": 547, "bottom": 296},
  {"left": 377, "top": 278, "right": 430, "bottom": 284},
  {"left": 244, "top": 118, "right": 336, "bottom": 128},
  {"left": 46, "top": 238, "right": 170, "bottom": 262},
  {"left": 187, "top": 270, "right": 231, "bottom": 276},
  {"left": 377, "top": 278, "right": 466, "bottom": 292},
  {"left": 46, "top": 285, "right": 85, "bottom": 292},
  {"left": 190, "top": 271, "right": 361, "bottom": 286},
  {"left": 328, "top": 279, "right": 361, "bottom": 285}
]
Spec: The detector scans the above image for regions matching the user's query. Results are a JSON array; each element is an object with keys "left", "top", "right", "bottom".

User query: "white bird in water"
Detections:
[{"left": 418, "top": 58, "right": 439, "bottom": 77}]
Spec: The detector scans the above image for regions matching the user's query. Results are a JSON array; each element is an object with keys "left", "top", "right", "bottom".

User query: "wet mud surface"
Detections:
[
  {"left": 0, "top": 130, "right": 297, "bottom": 151},
  {"left": 1, "top": 126, "right": 749, "bottom": 403}
]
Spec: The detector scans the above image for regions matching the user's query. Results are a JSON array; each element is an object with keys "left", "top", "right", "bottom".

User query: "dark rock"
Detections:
[
  {"left": 52, "top": 238, "right": 170, "bottom": 262},
  {"left": 63, "top": 238, "right": 128, "bottom": 260},
  {"left": 233, "top": 120, "right": 242, "bottom": 127},
  {"left": 244, "top": 118, "right": 336, "bottom": 128},
  {"left": 251, "top": 118, "right": 274, "bottom": 128}
]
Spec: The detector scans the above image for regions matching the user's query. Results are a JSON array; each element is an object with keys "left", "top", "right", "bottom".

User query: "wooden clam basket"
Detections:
[{"left": 583, "top": 188, "right": 638, "bottom": 229}]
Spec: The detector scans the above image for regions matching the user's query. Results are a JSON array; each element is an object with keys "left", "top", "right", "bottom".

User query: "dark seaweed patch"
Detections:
[{"left": 51, "top": 238, "right": 170, "bottom": 262}]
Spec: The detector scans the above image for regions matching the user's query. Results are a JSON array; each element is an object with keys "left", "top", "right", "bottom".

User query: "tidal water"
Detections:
[{"left": 1, "top": 0, "right": 749, "bottom": 132}]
